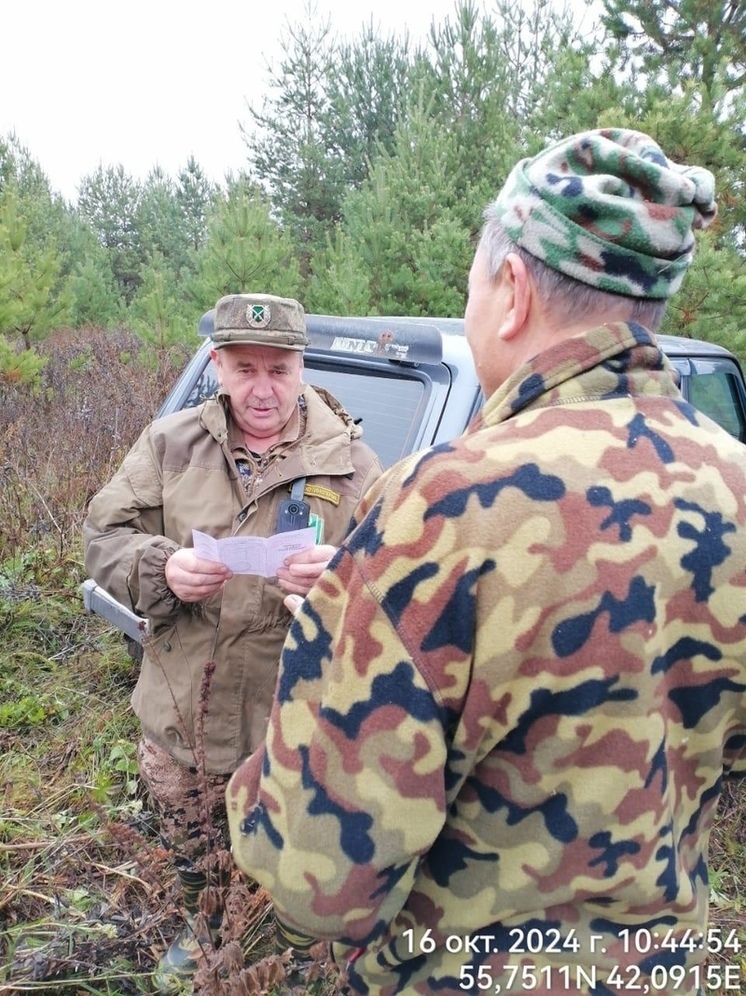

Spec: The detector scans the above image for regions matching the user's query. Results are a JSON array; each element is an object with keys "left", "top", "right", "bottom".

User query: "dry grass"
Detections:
[
  {"left": 707, "top": 779, "right": 746, "bottom": 990},
  {"left": 0, "top": 327, "right": 189, "bottom": 561},
  {"left": 0, "top": 565, "right": 339, "bottom": 994}
]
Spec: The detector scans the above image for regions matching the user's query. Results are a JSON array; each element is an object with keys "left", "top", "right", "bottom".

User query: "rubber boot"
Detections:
[{"left": 153, "top": 866, "right": 220, "bottom": 993}]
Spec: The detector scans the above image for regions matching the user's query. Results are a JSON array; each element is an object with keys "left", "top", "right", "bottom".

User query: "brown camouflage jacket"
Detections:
[
  {"left": 83, "top": 384, "right": 382, "bottom": 773},
  {"left": 227, "top": 323, "right": 746, "bottom": 994}
]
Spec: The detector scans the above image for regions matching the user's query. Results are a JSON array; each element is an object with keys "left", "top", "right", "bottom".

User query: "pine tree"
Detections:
[
  {"left": 0, "top": 132, "right": 80, "bottom": 333},
  {"left": 305, "top": 228, "right": 372, "bottom": 315},
  {"left": 128, "top": 252, "right": 196, "bottom": 350},
  {"left": 176, "top": 157, "right": 218, "bottom": 255},
  {"left": 77, "top": 165, "right": 144, "bottom": 303},
  {"left": 601, "top": 0, "right": 746, "bottom": 112},
  {"left": 137, "top": 168, "right": 186, "bottom": 276},
  {"left": 337, "top": 104, "right": 472, "bottom": 316},
  {"left": 241, "top": 3, "right": 344, "bottom": 275},
  {"left": 0, "top": 186, "right": 72, "bottom": 351},
  {"left": 68, "top": 256, "right": 124, "bottom": 329},
  {"left": 325, "top": 24, "right": 424, "bottom": 190},
  {"left": 188, "top": 178, "right": 302, "bottom": 310}
]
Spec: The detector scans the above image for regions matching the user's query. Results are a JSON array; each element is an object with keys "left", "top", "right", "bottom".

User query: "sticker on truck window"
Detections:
[{"left": 331, "top": 334, "right": 410, "bottom": 360}]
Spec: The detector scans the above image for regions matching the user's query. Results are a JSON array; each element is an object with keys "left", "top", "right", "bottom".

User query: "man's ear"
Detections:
[
  {"left": 210, "top": 348, "right": 225, "bottom": 386},
  {"left": 496, "top": 253, "right": 531, "bottom": 341}
]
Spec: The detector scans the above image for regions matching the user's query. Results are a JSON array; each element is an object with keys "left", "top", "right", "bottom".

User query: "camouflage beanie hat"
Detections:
[{"left": 491, "top": 128, "right": 717, "bottom": 299}]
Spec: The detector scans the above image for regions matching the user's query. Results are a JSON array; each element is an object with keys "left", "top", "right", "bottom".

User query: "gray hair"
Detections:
[{"left": 478, "top": 210, "right": 668, "bottom": 332}]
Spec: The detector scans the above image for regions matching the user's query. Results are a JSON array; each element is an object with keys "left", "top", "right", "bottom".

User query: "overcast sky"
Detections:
[{"left": 2, "top": 0, "right": 469, "bottom": 203}]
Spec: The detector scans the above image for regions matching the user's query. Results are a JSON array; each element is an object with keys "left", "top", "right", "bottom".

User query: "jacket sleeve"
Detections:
[
  {"left": 83, "top": 425, "right": 181, "bottom": 623},
  {"left": 226, "top": 542, "right": 449, "bottom": 947}
]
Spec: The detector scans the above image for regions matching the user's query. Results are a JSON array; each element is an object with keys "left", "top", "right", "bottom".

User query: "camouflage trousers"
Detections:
[{"left": 137, "top": 736, "right": 231, "bottom": 870}]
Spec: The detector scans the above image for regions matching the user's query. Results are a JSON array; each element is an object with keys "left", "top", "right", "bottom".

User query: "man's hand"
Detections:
[
  {"left": 275, "top": 544, "right": 337, "bottom": 597},
  {"left": 284, "top": 593, "right": 304, "bottom": 615},
  {"left": 165, "top": 548, "right": 233, "bottom": 602}
]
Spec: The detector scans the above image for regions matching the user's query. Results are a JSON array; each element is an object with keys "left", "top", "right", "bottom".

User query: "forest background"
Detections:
[
  {"left": 2, "top": 0, "right": 746, "bottom": 993},
  {"left": 4, "top": 0, "right": 746, "bottom": 375}
]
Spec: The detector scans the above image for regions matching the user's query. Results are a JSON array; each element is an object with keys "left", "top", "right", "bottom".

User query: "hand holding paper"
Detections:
[
  {"left": 165, "top": 547, "right": 233, "bottom": 602},
  {"left": 276, "top": 543, "right": 338, "bottom": 596},
  {"left": 192, "top": 527, "right": 317, "bottom": 578}
]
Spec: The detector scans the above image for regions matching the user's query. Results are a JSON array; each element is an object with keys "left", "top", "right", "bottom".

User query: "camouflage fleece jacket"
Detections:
[{"left": 227, "top": 323, "right": 746, "bottom": 995}]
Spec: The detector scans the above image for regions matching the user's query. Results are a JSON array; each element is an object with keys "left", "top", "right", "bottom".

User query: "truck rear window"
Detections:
[{"left": 305, "top": 363, "right": 428, "bottom": 468}]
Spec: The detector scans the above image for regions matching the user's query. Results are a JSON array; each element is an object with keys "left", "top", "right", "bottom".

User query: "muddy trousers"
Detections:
[
  {"left": 137, "top": 736, "right": 232, "bottom": 922},
  {"left": 137, "top": 736, "right": 231, "bottom": 868},
  {"left": 138, "top": 737, "right": 233, "bottom": 989}
]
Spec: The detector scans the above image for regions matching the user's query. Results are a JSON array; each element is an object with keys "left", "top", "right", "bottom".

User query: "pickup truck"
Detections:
[{"left": 82, "top": 312, "right": 746, "bottom": 645}]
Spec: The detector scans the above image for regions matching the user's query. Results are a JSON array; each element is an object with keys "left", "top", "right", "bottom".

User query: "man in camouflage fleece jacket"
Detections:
[{"left": 226, "top": 130, "right": 746, "bottom": 995}]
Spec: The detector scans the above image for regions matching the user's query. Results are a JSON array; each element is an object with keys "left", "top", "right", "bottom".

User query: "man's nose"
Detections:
[{"left": 251, "top": 373, "right": 274, "bottom": 398}]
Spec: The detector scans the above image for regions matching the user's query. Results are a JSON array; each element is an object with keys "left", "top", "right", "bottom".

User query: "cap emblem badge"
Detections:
[{"left": 247, "top": 304, "right": 271, "bottom": 328}]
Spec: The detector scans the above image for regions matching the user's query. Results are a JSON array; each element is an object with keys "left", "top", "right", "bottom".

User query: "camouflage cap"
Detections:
[
  {"left": 211, "top": 294, "right": 308, "bottom": 351},
  {"left": 491, "top": 128, "right": 717, "bottom": 299}
]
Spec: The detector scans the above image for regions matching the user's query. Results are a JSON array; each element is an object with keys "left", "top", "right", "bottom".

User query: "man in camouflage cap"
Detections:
[
  {"left": 493, "top": 127, "right": 716, "bottom": 299},
  {"left": 83, "top": 292, "right": 382, "bottom": 990},
  {"left": 226, "top": 131, "right": 746, "bottom": 995}
]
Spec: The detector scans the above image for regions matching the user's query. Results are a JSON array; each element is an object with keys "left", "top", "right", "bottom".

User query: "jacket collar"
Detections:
[
  {"left": 476, "top": 322, "right": 681, "bottom": 431},
  {"left": 199, "top": 384, "right": 358, "bottom": 477}
]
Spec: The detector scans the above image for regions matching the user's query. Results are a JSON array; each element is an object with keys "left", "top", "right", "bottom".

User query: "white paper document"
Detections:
[{"left": 192, "top": 527, "right": 317, "bottom": 577}]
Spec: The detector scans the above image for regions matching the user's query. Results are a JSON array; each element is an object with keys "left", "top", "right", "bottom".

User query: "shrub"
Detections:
[{"left": 0, "top": 327, "right": 189, "bottom": 560}]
